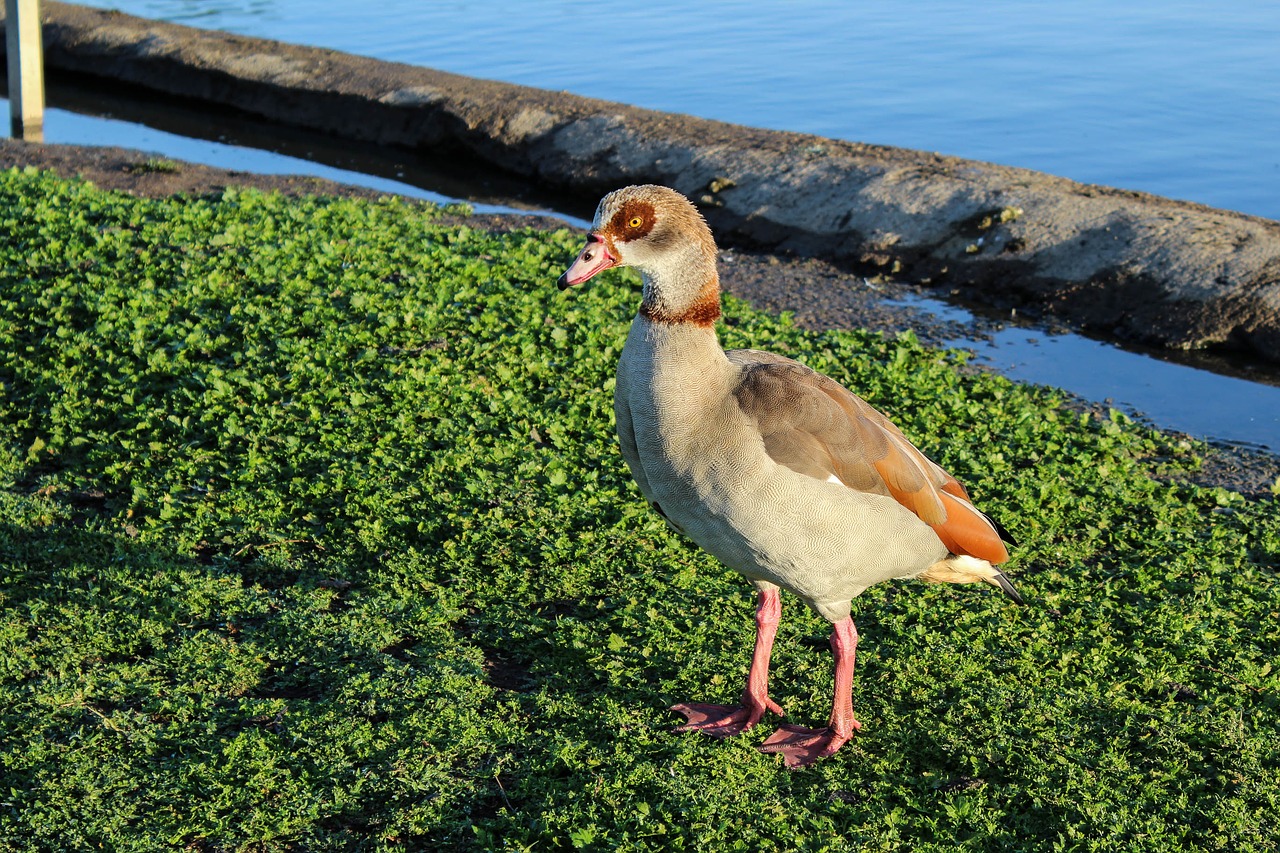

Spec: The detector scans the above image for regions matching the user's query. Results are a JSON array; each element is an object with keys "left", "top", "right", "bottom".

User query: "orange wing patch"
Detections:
[
  {"left": 932, "top": 491, "right": 1010, "bottom": 564},
  {"left": 729, "top": 349, "right": 1010, "bottom": 565}
]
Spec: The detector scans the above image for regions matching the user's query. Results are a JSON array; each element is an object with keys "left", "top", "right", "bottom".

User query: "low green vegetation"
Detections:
[
  {"left": 123, "top": 158, "right": 182, "bottom": 176},
  {"left": 1, "top": 167, "right": 1276, "bottom": 851}
]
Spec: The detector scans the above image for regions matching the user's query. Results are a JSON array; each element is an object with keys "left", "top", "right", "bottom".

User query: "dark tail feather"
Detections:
[
  {"left": 983, "top": 512, "right": 1018, "bottom": 547},
  {"left": 993, "top": 571, "right": 1025, "bottom": 606}
]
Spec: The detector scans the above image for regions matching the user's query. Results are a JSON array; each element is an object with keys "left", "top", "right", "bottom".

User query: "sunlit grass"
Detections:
[{"left": 1, "top": 168, "right": 1276, "bottom": 850}]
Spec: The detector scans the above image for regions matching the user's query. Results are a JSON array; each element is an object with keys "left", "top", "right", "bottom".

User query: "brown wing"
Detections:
[{"left": 728, "top": 349, "right": 1008, "bottom": 564}]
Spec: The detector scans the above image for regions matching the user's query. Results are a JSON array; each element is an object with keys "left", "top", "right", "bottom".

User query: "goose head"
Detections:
[{"left": 559, "top": 185, "right": 721, "bottom": 325}]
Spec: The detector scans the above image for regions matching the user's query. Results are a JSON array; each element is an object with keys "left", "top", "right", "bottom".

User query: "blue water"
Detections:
[
  {"left": 889, "top": 295, "right": 1280, "bottom": 452},
  {"left": 76, "top": 0, "right": 1280, "bottom": 221},
  {"left": 3, "top": 105, "right": 550, "bottom": 217}
]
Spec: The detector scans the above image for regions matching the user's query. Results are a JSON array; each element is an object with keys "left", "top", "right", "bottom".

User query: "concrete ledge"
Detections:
[{"left": 7, "top": 2, "right": 1280, "bottom": 361}]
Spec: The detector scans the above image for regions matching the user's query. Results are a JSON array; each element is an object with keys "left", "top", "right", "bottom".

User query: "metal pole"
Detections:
[{"left": 5, "top": 0, "right": 45, "bottom": 141}]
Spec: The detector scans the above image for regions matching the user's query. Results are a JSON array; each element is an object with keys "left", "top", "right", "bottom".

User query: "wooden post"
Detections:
[{"left": 5, "top": 0, "right": 45, "bottom": 141}]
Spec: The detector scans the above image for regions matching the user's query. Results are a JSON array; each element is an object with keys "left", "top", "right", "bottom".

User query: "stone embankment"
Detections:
[{"left": 5, "top": 2, "right": 1279, "bottom": 361}]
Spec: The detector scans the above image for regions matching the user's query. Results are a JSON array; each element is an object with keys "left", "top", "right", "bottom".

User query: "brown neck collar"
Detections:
[{"left": 639, "top": 284, "right": 722, "bottom": 327}]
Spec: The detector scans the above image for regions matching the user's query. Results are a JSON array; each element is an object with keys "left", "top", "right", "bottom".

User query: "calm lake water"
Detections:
[
  {"left": 78, "top": 0, "right": 1280, "bottom": 221},
  {"left": 7, "top": 2, "right": 1280, "bottom": 450}
]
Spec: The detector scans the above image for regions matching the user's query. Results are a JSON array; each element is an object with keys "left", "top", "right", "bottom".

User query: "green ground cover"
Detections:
[{"left": 0, "top": 167, "right": 1276, "bottom": 851}]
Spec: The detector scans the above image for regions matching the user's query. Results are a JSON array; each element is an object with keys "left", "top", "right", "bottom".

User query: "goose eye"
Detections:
[{"left": 628, "top": 216, "right": 644, "bottom": 229}]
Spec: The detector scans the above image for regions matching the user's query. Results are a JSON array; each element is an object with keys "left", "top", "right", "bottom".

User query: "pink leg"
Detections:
[
  {"left": 671, "top": 586, "right": 786, "bottom": 737},
  {"left": 759, "top": 616, "right": 862, "bottom": 768}
]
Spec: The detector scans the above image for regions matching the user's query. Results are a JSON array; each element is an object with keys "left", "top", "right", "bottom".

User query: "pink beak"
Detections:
[{"left": 558, "top": 234, "right": 617, "bottom": 290}]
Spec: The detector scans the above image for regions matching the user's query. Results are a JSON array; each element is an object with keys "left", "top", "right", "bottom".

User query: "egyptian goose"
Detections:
[{"left": 558, "top": 185, "right": 1021, "bottom": 769}]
